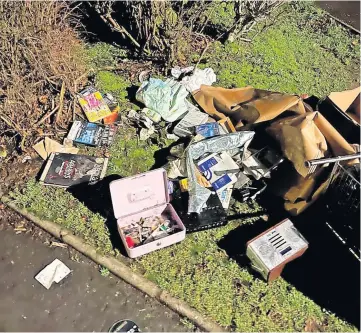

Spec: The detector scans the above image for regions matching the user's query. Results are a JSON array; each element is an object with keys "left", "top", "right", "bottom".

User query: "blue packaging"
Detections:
[{"left": 196, "top": 123, "right": 220, "bottom": 138}]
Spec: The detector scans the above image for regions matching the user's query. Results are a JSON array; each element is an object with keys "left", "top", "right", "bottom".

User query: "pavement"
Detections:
[
  {"left": 316, "top": 1, "right": 360, "bottom": 31},
  {"left": 0, "top": 224, "right": 189, "bottom": 332}
]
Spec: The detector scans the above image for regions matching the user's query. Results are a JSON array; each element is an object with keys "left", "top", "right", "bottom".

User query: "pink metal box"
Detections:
[{"left": 109, "top": 168, "right": 186, "bottom": 258}]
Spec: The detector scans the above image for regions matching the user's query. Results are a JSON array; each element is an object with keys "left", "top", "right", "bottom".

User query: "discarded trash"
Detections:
[
  {"left": 141, "top": 107, "right": 161, "bottom": 123},
  {"left": 173, "top": 102, "right": 208, "bottom": 137},
  {"left": 109, "top": 168, "right": 185, "bottom": 258},
  {"left": 138, "top": 69, "right": 151, "bottom": 83},
  {"left": 78, "top": 86, "right": 112, "bottom": 122},
  {"left": 195, "top": 123, "right": 220, "bottom": 138},
  {"left": 218, "top": 117, "right": 236, "bottom": 134},
  {"left": 171, "top": 191, "right": 228, "bottom": 233},
  {"left": 180, "top": 67, "right": 216, "bottom": 93},
  {"left": 192, "top": 85, "right": 305, "bottom": 130},
  {"left": 136, "top": 78, "right": 188, "bottom": 122},
  {"left": 40, "top": 153, "right": 108, "bottom": 187},
  {"left": 166, "top": 159, "right": 187, "bottom": 179},
  {"left": 109, "top": 319, "right": 140, "bottom": 333},
  {"left": 35, "top": 259, "right": 71, "bottom": 289},
  {"left": 33, "top": 137, "right": 79, "bottom": 160},
  {"left": 171, "top": 65, "right": 194, "bottom": 79},
  {"left": 139, "top": 127, "right": 155, "bottom": 141},
  {"left": 67, "top": 121, "right": 117, "bottom": 148},
  {"left": 186, "top": 132, "right": 254, "bottom": 213},
  {"left": 21, "top": 155, "right": 32, "bottom": 163},
  {"left": 166, "top": 133, "right": 179, "bottom": 141},
  {"left": 103, "top": 93, "right": 121, "bottom": 124},
  {"left": 246, "top": 218, "right": 308, "bottom": 282},
  {"left": 242, "top": 147, "right": 283, "bottom": 180},
  {"left": 50, "top": 241, "right": 68, "bottom": 249},
  {"left": 197, "top": 152, "right": 239, "bottom": 191}
]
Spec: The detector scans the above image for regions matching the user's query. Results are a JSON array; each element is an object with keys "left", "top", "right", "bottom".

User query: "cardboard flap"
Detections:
[
  {"left": 109, "top": 168, "right": 168, "bottom": 219},
  {"left": 328, "top": 87, "right": 360, "bottom": 112}
]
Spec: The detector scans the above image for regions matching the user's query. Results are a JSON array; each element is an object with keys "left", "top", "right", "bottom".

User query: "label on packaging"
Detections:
[
  {"left": 217, "top": 187, "right": 233, "bottom": 209},
  {"left": 195, "top": 123, "right": 220, "bottom": 138},
  {"left": 197, "top": 152, "right": 238, "bottom": 193}
]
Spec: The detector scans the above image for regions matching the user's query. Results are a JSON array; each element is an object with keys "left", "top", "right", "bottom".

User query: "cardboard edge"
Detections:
[{"left": 39, "top": 152, "right": 56, "bottom": 184}]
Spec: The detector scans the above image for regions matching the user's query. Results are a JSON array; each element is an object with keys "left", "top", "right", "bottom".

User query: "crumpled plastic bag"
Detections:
[
  {"left": 181, "top": 68, "right": 216, "bottom": 93},
  {"left": 136, "top": 78, "right": 189, "bottom": 122},
  {"left": 186, "top": 131, "right": 255, "bottom": 213}
]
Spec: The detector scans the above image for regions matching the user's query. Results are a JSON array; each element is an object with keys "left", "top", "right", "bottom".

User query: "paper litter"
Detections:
[
  {"left": 35, "top": 259, "right": 71, "bottom": 289},
  {"left": 173, "top": 102, "right": 208, "bottom": 137},
  {"left": 33, "top": 137, "right": 79, "bottom": 160},
  {"left": 186, "top": 131, "right": 255, "bottom": 213}
]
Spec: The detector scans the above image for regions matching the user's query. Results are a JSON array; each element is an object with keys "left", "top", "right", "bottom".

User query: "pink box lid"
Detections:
[{"left": 109, "top": 168, "right": 169, "bottom": 219}]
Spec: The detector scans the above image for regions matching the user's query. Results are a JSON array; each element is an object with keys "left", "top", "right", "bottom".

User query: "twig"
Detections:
[
  {"left": 34, "top": 106, "right": 59, "bottom": 127},
  {"left": 56, "top": 81, "right": 65, "bottom": 124},
  {"left": 194, "top": 38, "right": 210, "bottom": 70}
]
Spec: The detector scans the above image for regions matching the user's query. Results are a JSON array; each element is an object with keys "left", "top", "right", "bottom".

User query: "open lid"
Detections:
[{"left": 109, "top": 168, "right": 169, "bottom": 219}]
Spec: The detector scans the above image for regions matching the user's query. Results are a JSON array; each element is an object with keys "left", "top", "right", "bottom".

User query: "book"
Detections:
[
  {"left": 78, "top": 86, "right": 112, "bottom": 122},
  {"left": 102, "top": 93, "right": 121, "bottom": 124},
  {"left": 67, "top": 121, "right": 117, "bottom": 147},
  {"left": 40, "top": 153, "right": 108, "bottom": 187}
]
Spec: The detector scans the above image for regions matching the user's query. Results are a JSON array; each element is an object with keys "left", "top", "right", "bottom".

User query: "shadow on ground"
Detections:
[
  {"left": 219, "top": 192, "right": 361, "bottom": 328},
  {"left": 67, "top": 175, "right": 128, "bottom": 257}
]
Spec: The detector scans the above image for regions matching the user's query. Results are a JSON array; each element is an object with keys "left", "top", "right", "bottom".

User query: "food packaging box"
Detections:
[{"left": 109, "top": 168, "right": 185, "bottom": 258}]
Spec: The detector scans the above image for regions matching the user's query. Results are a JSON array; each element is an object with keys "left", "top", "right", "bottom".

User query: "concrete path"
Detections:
[{"left": 0, "top": 225, "right": 189, "bottom": 332}]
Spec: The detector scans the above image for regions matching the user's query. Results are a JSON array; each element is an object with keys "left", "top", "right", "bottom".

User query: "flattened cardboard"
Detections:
[{"left": 193, "top": 86, "right": 306, "bottom": 129}]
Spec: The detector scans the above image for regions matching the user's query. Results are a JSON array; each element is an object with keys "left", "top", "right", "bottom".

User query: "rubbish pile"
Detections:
[{"left": 32, "top": 65, "right": 361, "bottom": 280}]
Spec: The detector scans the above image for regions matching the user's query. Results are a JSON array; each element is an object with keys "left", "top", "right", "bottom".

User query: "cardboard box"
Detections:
[
  {"left": 318, "top": 87, "right": 360, "bottom": 144},
  {"left": 109, "top": 169, "right": 185, "bottom": 258}
]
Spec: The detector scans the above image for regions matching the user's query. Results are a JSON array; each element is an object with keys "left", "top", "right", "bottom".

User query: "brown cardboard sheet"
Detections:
[
  {"left": 192, "top": 85, "right": 306, "bottom": 129},
  {"left": 328, "top": 86, "right": 361, "bottom": 124},
  {"left": 268, "top": 111, "right": 356, "bottom": 215}
]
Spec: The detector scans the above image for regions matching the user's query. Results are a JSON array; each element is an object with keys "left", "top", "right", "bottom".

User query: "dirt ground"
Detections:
[
  {"left": 316, "top": 1, "right": 360, "bottom": 30},
  {"left": 0, "top": 209, "right": 190, "bottom": 332}
]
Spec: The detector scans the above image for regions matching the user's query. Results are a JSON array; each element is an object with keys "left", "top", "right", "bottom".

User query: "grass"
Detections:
[
  {"left": 11, "top": 2, "right": 360, "bottom": 332},
  {"left": 201, "top": 2, "right": 359, "bottom": 96}
]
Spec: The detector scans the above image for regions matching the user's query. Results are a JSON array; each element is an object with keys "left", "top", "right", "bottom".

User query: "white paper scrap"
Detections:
[{"left": 35, "top": 259, "right": 71, "bottom": 289}]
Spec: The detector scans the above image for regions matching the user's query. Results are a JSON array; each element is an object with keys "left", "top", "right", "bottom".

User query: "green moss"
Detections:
[
  {"left": 95, "top": 71, "right": 130, "bottom": 103},
  {"left": 86, "top": 42, "right": 127, "bottom": 68},
  {"left": 107, "top": 126, "right": 159, "bottom": 177},
  {"left": 203, "top": 1, "right": 235, "bottom": 30},
  {"left": 11, "top": 180, "right": 113, "bottom": 255},
  {"left": 202, "top": 3, "right": 359, "bottom": 97}
]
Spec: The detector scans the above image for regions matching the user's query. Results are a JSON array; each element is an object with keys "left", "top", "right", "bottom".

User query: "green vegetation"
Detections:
[
  {"left": 202, "top": 2, "right": 359, "bottom": 96},
  {"left": 11, "top": 2, "right": 360, "bottom": 332},
  {"left": 99, "top": 266, "right": 110, "bottom": 277},
  {"left": 95, "top": 71, "right": 130, "bottom": 104},
  {"left": 107, "top": 127, "right": 159, "bottom": 177},
  {"left": 12, "top": 180, "right": 113, "bottom": 256},
  {"left": 86, "top": 42, "right": 127, "bottom": 68}
]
